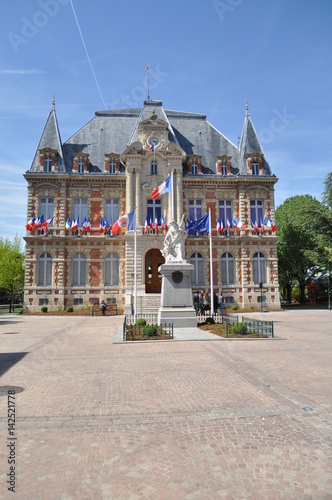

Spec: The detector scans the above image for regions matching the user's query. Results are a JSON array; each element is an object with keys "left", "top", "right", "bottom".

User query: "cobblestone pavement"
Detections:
[{"left": 0, "top": 310, "right": 331, "bottom": 499}]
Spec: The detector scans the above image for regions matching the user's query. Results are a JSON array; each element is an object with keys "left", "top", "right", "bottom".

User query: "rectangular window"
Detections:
[
  {"left": 191, "top": 162, "right": 198, "bottom": 175},
  {"left": 151, "top": 161, "right": 158, "bottom": 175},
  {"left": 77, "top": 160, "right": 85, "bottom": 173},
  {"left": 73, "top": 298, "right": 83, "bottom": 305},
  {"left": 39, "top": 198, "right": 54, "bottom": 220},
  {"left": 219, "top": 200, "right": 232, "bottom": 225},
  {"left": 257, "top": 295, "right": 266, "bottom": 303},
  {"left": 73, "top": 199, "right": 88, "bottom": 223},
  {"left": 43, "top": 157, "right": 52, "bottom": 172},
  {"left": 38, "top": 298, "right": 49, "bottom": 306},
  {"left": 105, "top": 199, "right": 119, "bottom": 224},
  {"left": 250, "top": 200, "right": 263, "bottom": 225},
  {"left": 147, "top": 199, "right": 161, "bottom": 223},
  {"left": 252, "top": 162, "right": 259, "bottom": 175},
  {"left": 224, "top": 296, "right": 234, "bottom": 304},
  {"left": 109, "top": 161, "right": 116, "bottom": 174},
  {"left": 189, "top": 200, "right": 202, "bottom": 221},
  {"left": 221, "top": 163, "right": 227, "bottom": 175}
]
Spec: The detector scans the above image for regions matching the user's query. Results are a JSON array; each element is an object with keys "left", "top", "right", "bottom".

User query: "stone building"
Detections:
[{"left": 23, "top": 98, "right": 280, "bottom": 313}]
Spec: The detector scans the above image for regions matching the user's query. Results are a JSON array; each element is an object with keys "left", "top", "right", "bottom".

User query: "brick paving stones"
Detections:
[{"left": 0, "top": 310, "right": 331, "bottom": 499}]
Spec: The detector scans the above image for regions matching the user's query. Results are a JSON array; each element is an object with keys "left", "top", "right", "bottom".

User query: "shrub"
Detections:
[
  {"left": 136, "top": 318, "right": 146, "bottom": 327},
  {"left": 41, "top": 306, "right": 48, "bottom": 313},
  {"left": 66, "top": 306, "right": 74, "bottom": 313},
  {"left": 142, "top": 325, "right": 158, "bottom": 338},
  {"left": 231, "top": 305, "right": 238, "bottom": 311},
  {"left": 232, "top": 322, "right": 247, "bottom": 335},
  {"left": 206, "top": 316, "right": 215, "bottom": 325}
]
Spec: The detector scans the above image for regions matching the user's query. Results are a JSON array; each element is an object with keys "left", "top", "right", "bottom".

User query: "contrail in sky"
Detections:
[{"left": 69, "top": 0, "right": 107, "bottom": 109}]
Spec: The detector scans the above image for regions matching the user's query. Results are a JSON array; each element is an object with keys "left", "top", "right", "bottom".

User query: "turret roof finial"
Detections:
[
  {"left": 52, "top": 90, "right": 55, "bottom": 110},
  {"left": 245, "top": 94, "right": 249, "bottom": 116}
]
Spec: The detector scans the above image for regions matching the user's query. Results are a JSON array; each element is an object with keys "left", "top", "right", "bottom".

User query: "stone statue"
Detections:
[{"left": 162, "top": 214, "right": 187, "bottom": 262}]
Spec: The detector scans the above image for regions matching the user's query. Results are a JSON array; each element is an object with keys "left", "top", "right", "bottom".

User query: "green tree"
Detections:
[
  {"left": 0, "top": 236, "right": 25, "bottom": 312},
  {"left": 322, "top": 171, "right": 332, "bottom": 209},
  {"left": 276, "top": 195, "right": 328, "bottom": 304}
]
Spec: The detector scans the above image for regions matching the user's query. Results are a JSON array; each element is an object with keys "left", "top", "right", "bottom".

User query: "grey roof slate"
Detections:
[{"left": 30, "top": 99, "right": 273, "bottom": 177}]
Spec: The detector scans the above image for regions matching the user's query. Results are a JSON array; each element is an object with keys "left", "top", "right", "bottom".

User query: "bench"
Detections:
[{"left": 92, "top": 303, "right": 117, "bottom": 316}]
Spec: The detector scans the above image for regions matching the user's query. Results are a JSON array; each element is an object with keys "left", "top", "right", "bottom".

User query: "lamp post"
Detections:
[
  {"left": 259, "top": 282, "right": 263, "bottom": 312},
  {"left": 328, "top": 270, "right": 331, "bottom": 311}
]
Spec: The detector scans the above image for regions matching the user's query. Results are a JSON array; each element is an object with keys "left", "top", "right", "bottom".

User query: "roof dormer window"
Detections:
[
  {"left": 187, "top": 155, "right": 202, "bottom": 175},
  {"left": 105, "top": 153, "right": 120, "bottom": 173},
  {"left": 252, "top": 162, "right": 259, "bottom": 176},
  {"left": 73, "top": 153, "right": 89, "bottom": 173},
  {"left": 191, "top": 162, "right": 198, "bottom": 175},
  {"left": 43, "top": 157, "right": 52, "bottom": 172},
  {"left": 109, "top": 161, "right": 116, "bottom": 174},
  {"left": 216, "top": 156, "right": 232, "bottom": 175}
]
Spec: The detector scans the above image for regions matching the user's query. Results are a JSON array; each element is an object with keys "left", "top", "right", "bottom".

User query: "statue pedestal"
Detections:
[{"left": 158, "top": 262, "right": 197, "bottom": 328}]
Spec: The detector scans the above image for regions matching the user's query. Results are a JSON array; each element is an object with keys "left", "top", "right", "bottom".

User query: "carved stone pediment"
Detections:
[
  {"left": 165, "top": 142, "right": 186, "bottom": 157},
  {"left": 122, "top": 141, "right": 143, "bottom": 157}
]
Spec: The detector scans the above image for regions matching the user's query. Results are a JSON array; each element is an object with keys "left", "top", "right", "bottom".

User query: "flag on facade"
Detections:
[
  {"left": 26, "top": 217, "right": 36, "bottom": 231},
  {"left": 187, "top": 213, "right": 209, "bottom": 235},
  {"left": 86, "top": 218, "right": 91, "bottom": 233},
  {"left": 144, "top": 216, "right": 149, "bottom": 233},
  {"left": 226, "top": 218, "right": 231, "bottom": 235},
  {"left": 260, "top": 217, "right": 264, "bottom": 234},
  {"left": 145, "top": 143, "right": 154, "bottom": 152},
  {"left": 66, "top": 217, "right": 72, "bottom": 230},
  {"left": 42, "top": 216, "right": 53, "bottom": 235},
  {"left": 160, "top": 217, "right": 164, "bottom": 230},
  {"left": 217, "top": 218, "right": 221, "bottom": 233},
  {"left": 104, "top": 217, "right": 108, "bottom": 235},
  {"left": 236, "top": 218, "right": 245, "bottom": 230},
  {"left": 154, "top": 216, "right": 159, "bottom": 234},
  {"left": 71, "top": 216, "right": 79, "bottom": 231},
  {"left": 164, "top": 216, "right": 168, "bottom": 232},
  {"left": 149, "top": 217, "right": 153, "bottom": 230},
  {"left": 34, "top": 215, "right": 44, "bottom": 229},
  {"left": 151, "top": 174, "right": 172, "bottom": 200},
  {"left": 111, "top": 211, "right": 136, "bottom": 235},
  {"left": 252, "top": 220, "right": 259, "bottom": 233},
  {"left": 264, "top": 217, "right": 277, "bottom": 233},
  {"left": 99, "top": 217, "right": 104, "bottom": 235},
  {"left": 82, "top": 216, "right": 87, "bottom": 231},
  {"left": 271, "top": 221, "right": 277, "bottom": 233}
]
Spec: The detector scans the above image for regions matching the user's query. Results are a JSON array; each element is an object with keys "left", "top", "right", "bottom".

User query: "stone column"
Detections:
[
  {"left": 135, "top": 167, "right": 142, "bottom": 226},
  {"left": 126, "top": 168, "right": 134, "bottom": 213},
  {"left": 176, "top": 168, "right": 183, "bottom": 223}
]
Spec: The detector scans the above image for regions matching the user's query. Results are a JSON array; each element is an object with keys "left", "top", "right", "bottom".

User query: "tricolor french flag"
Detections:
[
  {"left": 151, "top": 174, "right": 172, "bottom": 200},
  {"left": 99, "top": 217, "right": 104, "bottom": 235},
  {"left": 160, "top": 217, "right": 164, "bottom": 230},
  {"left": 164, "top": 217, "right": 168, "bottom": 232},
  {"left": 86, "top": 218, "right": 91, "bottom": 233},
  {"left": 104, "top": 217, "right": 108, "bottom": 235},
  {"left": 226, "top": 218, "right": 231, "bottom": 235},
  {"left": 149, "top": 217, "right": 153, "bottom": 230},
  {"left": 217, "top": 218, "right": 221, "bottom": 234},
  {"left": 71, "top": 216, "right": 79, "bottom": 231},
  {"left": 144, "top": 216, "right": 149, "bottom": 233},
  {"left": 66, "top": 217, "right": 72, "bottom": 230},
  {"left": 26, "top": 217, "right": 36, "bottom": 231},
  {"left": 154, "top": 216, "right": 159, "bottom": 234},
  {"left": 236, "top": 218, "right": 245, "bottom": 230}
]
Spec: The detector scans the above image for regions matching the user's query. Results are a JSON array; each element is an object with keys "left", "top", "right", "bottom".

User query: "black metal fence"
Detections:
[
  {"left": 123, "top": 316, "right": 173, "bottom": 341},
  {"left": 224, "top": 315, "right": 274, "bottom": 338}
]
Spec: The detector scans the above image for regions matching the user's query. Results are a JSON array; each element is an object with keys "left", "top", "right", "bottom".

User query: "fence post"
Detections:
[
  {"left": 91, "top": 307, "right": 94, "bottom": 317},
  {"left": 271, "top": 321, "right": 274, "bottom": 338}
]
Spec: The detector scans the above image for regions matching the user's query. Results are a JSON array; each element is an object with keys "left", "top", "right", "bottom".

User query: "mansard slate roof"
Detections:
[{"left": 29, "top": 99, "right": 273, "bottom": 176}]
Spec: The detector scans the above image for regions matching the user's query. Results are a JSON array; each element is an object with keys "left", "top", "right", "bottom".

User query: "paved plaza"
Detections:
[{"left": 0, "top": 310, "right": 331, "bottom": 499}]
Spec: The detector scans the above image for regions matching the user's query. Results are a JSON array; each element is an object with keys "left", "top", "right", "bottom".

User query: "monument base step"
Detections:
[{"left": 158, "top": 307, "right": 197, "bottom": 328}]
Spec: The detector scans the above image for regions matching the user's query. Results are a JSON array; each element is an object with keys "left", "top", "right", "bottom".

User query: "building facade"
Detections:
[{"left": 24, "top": 99, "right": 280, "bottom": 312}]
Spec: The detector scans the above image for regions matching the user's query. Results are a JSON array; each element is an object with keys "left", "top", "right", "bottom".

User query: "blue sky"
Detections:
[{"left": 1, "top": 0, "right": 331, "bottom": 243}]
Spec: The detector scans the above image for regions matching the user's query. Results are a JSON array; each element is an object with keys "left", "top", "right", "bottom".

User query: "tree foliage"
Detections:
[
  {"left": 276, "top": 195, "right": 329, "bottom": 303},
  {"left": 0, "top": 236, "right": 25, "bottom": 312}
]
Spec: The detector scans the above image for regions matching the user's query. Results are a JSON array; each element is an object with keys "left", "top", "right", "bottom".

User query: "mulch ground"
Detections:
[{"left": 198, "top": 323, "right": 268, "bottom": 338}]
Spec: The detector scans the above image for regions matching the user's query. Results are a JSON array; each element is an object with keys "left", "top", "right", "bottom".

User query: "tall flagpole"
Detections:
[
  {"left": 171, "top": 170, "right": 175, "bottom": 221},
  {"left": 134, "top": 210, "right": 137, "bottom": 321},
  {"left": 209, "top": 208, "right": 214, "bottom": 317}
]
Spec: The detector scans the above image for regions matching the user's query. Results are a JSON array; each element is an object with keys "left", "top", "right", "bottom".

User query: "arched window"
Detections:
[
  {"left": 72, "top": 253, "right": 86, "bottom": 286},
  {"left": 105, "top": 253, "right": 119, "bottom": 286},
  {"left": 37, "top": 253, "right": 52, "bottom": 286},
  {"left": 253, "top": 252, "right": 266, "bottom": 284},
  {"left": 221, "top": 252, "right": 235, "bottom": 285},
  {"left": 190, "top": 253, "right": 204, "bottom": 285}
]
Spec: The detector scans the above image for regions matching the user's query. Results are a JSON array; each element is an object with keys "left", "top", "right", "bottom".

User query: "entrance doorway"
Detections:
[{"left": 145, "top": 249, "right": 165, "bottom": 293}]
